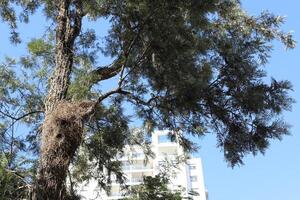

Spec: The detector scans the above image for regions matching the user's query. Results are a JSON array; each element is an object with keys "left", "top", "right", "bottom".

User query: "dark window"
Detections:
[
  {"left": 190, "top": 176, "right": 197, "bottom": 182},
  {"left": 189, "top": 165, "right": 196, "bottom": 170}
]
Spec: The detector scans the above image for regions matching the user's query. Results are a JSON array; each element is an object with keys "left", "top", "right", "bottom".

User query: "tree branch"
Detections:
[
  {"left": 6, "top": 169, "right": 26, "bottom": 179},
  {"left": 86, "top": 9, "right": 158, "bottom": 88},
  {"left": 0, "top": 110, "right": 44, "bottom": 139},
  {"left": 97, "top": 88, "right": 130, "bottom": 103},
  {"left": 89, "top": 59, "right": 124, "bottom": 85},
  {"left": 0, "top": 110, "right": 44, "bottom": 121},
  {"left": 68, "top": 0, "right": 83, "bottom": 45}
]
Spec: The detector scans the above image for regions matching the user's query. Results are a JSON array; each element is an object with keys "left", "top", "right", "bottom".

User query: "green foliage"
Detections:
[
  {"left": 125, "top": 175, "right": 183, "bottom": 200},
  {"left": 0, "top": 153, "right": 35, "bottom": 200},
  {"left": 0, "top": 55, "right": 43, "bottom": 199},
  {"left": 71, "top": 103, "right": 131, "bottom": 190},
  {"left": 70, "top": 105, "right": 154, "bottom": 194},
  {"left": 0, "top": 0, "right": 40, "bottom": 43},
  {"left": 124, "top": 156, "right": 197, "bottom": 200},
  {"left": 27, "top": 38, "right": 53, "bottom": 56},
  {"left": 102, "top": 0, "right": 295, "bottom": 166},
  {"left": 67, "top": 60, "right": 97, "bottom": 101}
]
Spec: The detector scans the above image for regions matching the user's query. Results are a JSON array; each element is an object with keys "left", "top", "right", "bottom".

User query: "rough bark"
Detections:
[
  {"left": 44, "top": 0, "right": 83, "bottom": 113},
  {"left": 34, "top": 1, "right": 86, "bottom": 199},
  {"left": 34, "top": 101, "right": 94, "bottom": 200}
]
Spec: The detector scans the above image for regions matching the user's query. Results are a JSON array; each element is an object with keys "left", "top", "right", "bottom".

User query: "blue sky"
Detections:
[
  {"left": 0, "top": 1, "right": 299, "bottom": 200},
  {"left": 197, "top": 1, "right": 300, "bottom": 200}
]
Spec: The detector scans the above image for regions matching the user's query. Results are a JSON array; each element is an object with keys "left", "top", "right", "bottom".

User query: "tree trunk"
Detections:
[
  {"left": 34, "top": 101, "right": 94, "bottom": 200},
  {"left": 34, "top": 102, "right": 84, "bottom": 200},
  {"left": 33, "top": 1, "right": 85, "bottom": 199}
]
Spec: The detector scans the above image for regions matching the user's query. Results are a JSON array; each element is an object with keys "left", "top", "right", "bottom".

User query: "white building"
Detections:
[{"left": 79, "top": 130, "right": 208, "bottom": 200}]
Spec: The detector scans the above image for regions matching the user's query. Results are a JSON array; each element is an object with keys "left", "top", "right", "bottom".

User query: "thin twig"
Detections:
[{"left": 0, "top": 110, "right": 44, "bottom": 121}]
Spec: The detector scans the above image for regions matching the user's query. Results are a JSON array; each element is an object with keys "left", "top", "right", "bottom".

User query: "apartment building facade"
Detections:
[{"left": 79, "top": 130, "right": 207, "bottom": 200}]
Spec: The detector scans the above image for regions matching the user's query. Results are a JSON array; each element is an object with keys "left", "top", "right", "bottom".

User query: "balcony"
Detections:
[
  {"left": 131, "top": 165, "right": 152, "bottom": 170},
  {"left": 122, "top": 163, "right": 153, "bottom": 171},
  {"left": 109, "top": 192, "right": 121, "bottom": 197},
  {"left": 131, "top": 177, "right": 144, "bottom": 183},
  {"left": 115, "top": 152, "right": 145, "bottom": 161},
  {"left": 132, "top": 152, "right": 145, "bottom": 159},
  {"left": 107, "top": 192, "right": 128, "bottom": 198},
  {"left": 158, "top": 153, "right": 178, "bottom": 157}
]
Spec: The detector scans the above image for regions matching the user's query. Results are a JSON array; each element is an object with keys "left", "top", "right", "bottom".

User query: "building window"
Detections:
[
  {"left": 189, "top": 165, "right": 196, "bottom": 170},
  {"left": 190, "top": 176, "right": 197, "bottom": 182}
]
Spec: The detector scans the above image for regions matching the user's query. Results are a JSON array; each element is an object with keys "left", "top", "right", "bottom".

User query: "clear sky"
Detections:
[
  {"left": 0, "top": 1, "right": 299, "bottom": 200},
  {"left": 197, "top": 1, "right": 300, "bottom": 200}
]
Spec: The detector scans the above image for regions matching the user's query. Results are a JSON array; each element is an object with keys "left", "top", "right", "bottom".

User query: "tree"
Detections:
[
  {"left": 124, "top": 156, "right": 198, "bottom": 200},
  {"left": 125, "top": 175, "right": 183, "bottom": 200},
  {"left": 0, "top": 153, "right": 32, "bottom": 200},
  {"left": 0, "top": 0, "right": 295, "bottom": 199}
]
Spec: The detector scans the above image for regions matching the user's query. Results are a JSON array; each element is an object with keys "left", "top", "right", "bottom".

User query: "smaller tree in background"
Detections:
[
  {"left": 125, "top": 156, "right": 197, "bottom": 200},
  {"left": 0, "top": 153, "right": 34, "bottom": 200},
  {"left": 125, "top": 174, "right": 183, "bottom": 200}
]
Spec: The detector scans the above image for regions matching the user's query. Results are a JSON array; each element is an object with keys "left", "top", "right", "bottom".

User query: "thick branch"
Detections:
[
  {"left": 68, "top": 0, "right": 83, "bottom": 45},
  {"left": 86, "top": 10, "right": 156, "bottom": 88},
  {"left": 89, "top": 59, "right": 124, "bottom": 85},
  {"left": 44, "top": 0, "right": 83, "bottom": 113}
]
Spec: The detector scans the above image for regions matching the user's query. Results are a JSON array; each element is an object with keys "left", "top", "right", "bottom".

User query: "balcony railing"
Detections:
[
  {"left": 132, "top": 153, "right": 145, "bottom": 159},
  {"left": 131, "top": 165, "right": 152, "bottom": 170},
  {"left": 131, "top": 177, "right": 144, "bottom": 183},
  {"left": 122, "top": 165, "right": 152, "bottom": 171},
  {"left": 158, "top": 153, "right": 178, "bottom": 157},
  {"left": 108, "top": 192, "right": 126, "bottom": 197}
]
